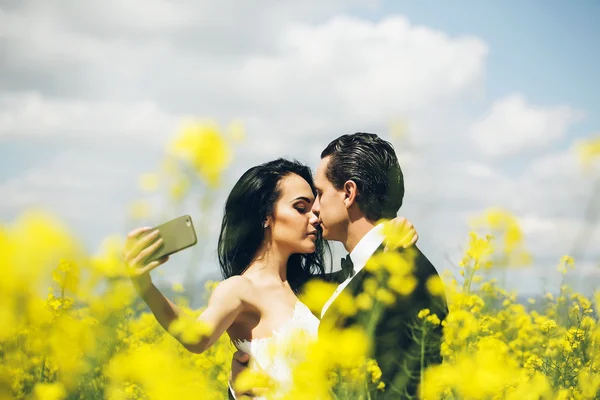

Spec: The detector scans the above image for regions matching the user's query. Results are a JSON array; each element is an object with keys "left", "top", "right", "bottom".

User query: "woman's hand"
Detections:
[
  {"left": 384, "top": 216, "right": 419, "bottom": 250},
  {"left": 122, "top": 227, "right": 169, "bottom": 293}
]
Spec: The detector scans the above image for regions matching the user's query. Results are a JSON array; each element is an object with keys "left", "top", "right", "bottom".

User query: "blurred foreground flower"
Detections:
[
  {"left": 577, "top": 134, "right": 600, "bottom": 168},
  {"left": 470, "top": 207, "right": 532, "bottom": 267},
  {"left": 168, "top": 119, "right": 234, "bottom": 187},
  {"left": 138, "top": 173, "right": 160, "bottom": 192}
]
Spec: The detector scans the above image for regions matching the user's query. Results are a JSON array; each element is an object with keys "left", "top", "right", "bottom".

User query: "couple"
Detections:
[{"left": 124, "top": 132, "right": 448, "bottom": 399}]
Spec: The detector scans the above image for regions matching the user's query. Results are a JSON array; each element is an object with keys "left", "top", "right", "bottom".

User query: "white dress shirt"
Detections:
[{"left": 320, "top": 224, "right": 385, "bottom": 318}]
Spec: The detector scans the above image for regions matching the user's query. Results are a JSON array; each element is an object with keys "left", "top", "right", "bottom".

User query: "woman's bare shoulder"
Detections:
[{"left": 209, "top": 275, "right": 256, "bottom": 302}]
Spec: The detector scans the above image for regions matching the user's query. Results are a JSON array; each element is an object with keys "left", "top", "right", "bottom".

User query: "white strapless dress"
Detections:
[{"left": 234, "top": 301, "right": 319, "bottom": 399}]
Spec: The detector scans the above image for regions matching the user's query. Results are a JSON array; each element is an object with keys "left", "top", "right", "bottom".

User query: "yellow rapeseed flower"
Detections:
[
  {"left": 138, "top": 173, "right": 160, "bottom": 192},
  {"left": 576, "top": 134, "right": 600, "bottom": 168},
  {"left": 227, "top": 119, "right": 246, "bottom": 143},
  {"left": 128, "top": 199, "right": 152, "bottom": 220},
  {"left": 172, "top": 282, "right": 185, "bottom": 293},
  {"left": 168, "top": 119, "right": 233, "bottom": 187},
  {"left": 300, "top": 279, "right": 337, "bottom": 316},
  {"left": 426, "top": 275, "right": 446, "bottom": 297},
  {"left": 33, "top": 382, "right": 66, "bottom": 400},
  {"left": 168, "top": 316, "right": 212, "bottom": 345}
]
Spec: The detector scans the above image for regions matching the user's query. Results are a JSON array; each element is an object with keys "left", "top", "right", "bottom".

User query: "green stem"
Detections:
[
  {"left": 40, "top": 357, "right": 46, "bottom": 382},
  {"left": 420, "top": 325, "right": 427, "bottom": 391}
]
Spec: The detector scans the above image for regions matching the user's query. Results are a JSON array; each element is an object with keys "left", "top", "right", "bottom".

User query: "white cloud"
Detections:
[
  {"left": 470, "top": 94, "right": 582, "bottom": 157},
  {"left": 235, "top": 15, "right": 487, "bottom": 125},
  {"left": 1, "top": 4, "right": 488, "bottom": 139},
  {"left": 518, "top": 214, "right": 600, "bottom": 259},
  {"left": 0, "top": 92, "right": 179, "bottom": 139},
  {"left": 0, "top": 149, "right": 140, "bottom": 216},
  {"left": 512, "top": 149, "right": 596, "bottom": 217}
]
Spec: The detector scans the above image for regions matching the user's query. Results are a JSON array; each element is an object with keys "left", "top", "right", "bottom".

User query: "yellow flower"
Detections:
[
  {"left": 579, "top": 370, "right": 600, "bottom": 398},
  {"left": 375, "top": 288, "right": 395, "bottom": 306},
  {"left": 426, "top": 314, "right": 441, "bottom": 325},
  {"left": 332, "top": 291, "right": 358, "bottom": 317},
  {"left": 388, "top": 274, "right": 417, "bottom": 296},
  {"left": 168, "top": 316, "right": 212, "bottom": 345},
  {"left": 300, "top": 279, "right": 337, "bottom": 316},
  {"left": 233, "top": 369, "right": 277, "bottom": 397},
  {"left": 366, "top": 250, "right": 414, "bottom": 276},
  {"left": 129, "top": 199, "right": 152, "bottom": 220},
  {"left": 168, "top": 119, "right": 232, "bottom": 187},
  {"left": 172, "top": 282, "right": 185, "bottom": 293},
  {"left": 169, "top": 175, "right": 191, "bottom": 201},
  {"left": 138, "top": 173, "right": 160, "bottom": 192},
  {"left": 426, "top": 275, "right": 446, "bottom": 297},
  {"left": 466, "top": 231, "right": 493, "bottom": 261},
  {"left": 90, "top": 235, "right": 126, "bottom": 279},
  {"left": 418, "top": 309, "right": 431, "bottom": 319},
  {"left": 469, "top": 208, "right": 532, "bottom": 267},
  {"left": 356, "top": 292, "right": 373, "bottom": 310},
  {"left": 227, "top": 120, "right": 246, "bottom": 142},
  {"left": 363, "top": 277, "right": 378, "bottom": 296},
  {"left": 576, "top": 134, "right": 600, "bottom": 167},
  {"left": 34, "top": 382, "right": 66, "bottom": 400}
]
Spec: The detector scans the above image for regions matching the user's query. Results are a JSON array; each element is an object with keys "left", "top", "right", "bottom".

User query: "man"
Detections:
[{"left": 231, "top": 132, "right": 448, "bottom": 399}]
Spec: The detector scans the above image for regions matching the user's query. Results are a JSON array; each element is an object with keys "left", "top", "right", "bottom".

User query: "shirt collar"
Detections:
[{"left": 349, "top": 223, "right": 385, "bottom": 274}]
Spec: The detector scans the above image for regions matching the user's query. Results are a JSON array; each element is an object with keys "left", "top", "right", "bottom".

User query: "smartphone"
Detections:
[{"left": 145, "top": 215, "right": 198, "bottom": 263}]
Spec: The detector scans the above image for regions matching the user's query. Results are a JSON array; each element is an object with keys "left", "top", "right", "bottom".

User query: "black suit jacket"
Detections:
[{"left": 317, "top": 245, "right": 448, "bottom": 399}]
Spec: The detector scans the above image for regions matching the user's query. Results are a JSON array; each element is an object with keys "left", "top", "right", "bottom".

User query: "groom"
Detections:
[{"left": 231, "top": 132, "right": 448, "bottom": 399}]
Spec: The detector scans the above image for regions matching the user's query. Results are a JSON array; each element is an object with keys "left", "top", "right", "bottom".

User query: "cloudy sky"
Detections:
[{"left": 1, "top": 0, "right": 598, "bottom": 296}]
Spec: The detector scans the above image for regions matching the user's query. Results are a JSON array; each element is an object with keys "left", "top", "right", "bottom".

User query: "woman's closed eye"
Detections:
[
  {"left": 295, "top": 205, "right": 307, "bottom": 213},
  {"left": 293, "top": 200, "right": 312, "bottom": 213}
]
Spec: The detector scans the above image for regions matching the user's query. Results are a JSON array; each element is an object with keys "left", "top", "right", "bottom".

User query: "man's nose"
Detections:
[{"left": 311, "top": 197, "right": 320, "bottom": 216}]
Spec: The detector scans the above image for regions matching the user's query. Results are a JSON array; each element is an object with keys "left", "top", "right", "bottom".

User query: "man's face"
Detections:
[{"left": 312, "top": 156, "right": 349, "bottom": 241}]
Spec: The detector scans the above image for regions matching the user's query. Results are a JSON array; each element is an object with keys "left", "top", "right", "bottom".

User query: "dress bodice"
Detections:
[{"left": 233, "top": 301, "right": 319, "bottom": 398}]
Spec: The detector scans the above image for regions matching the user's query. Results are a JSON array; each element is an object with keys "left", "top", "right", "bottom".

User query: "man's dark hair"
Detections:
[{"left": 321, "top": 132, "right": 404, "bottom": 221}]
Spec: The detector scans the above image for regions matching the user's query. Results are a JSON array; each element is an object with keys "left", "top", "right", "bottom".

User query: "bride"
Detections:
[{"left": 123, "top": 158, "right": 416, "bottom": 398}]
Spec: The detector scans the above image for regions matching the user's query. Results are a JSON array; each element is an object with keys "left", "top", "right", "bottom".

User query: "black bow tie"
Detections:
[{"left": 341, "top": 254, "right": 354, "bottom": 279}]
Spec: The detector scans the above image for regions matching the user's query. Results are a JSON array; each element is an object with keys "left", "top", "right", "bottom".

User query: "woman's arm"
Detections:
[
  {"left": 183, "top": 277, "right": 247, "bottom": 353},
  {"left": 124, "top": 227, "right": 246, "bottom": 354}
]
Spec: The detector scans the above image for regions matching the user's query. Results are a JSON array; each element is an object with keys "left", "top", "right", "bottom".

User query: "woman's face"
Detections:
[{"left": 267, "top": 173, "right": 320, "bottom": 255}]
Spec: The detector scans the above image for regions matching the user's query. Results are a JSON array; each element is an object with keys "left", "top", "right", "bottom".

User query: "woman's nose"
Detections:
[{"left": 309, "top": 211, "right": 319, "bottom": 226}]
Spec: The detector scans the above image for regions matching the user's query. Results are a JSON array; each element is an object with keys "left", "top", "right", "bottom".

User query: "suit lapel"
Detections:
[
  {"left": 319, "top": 267, "right": 368, "bottom": 328},
  {"left": 320, "top": 244, "right": 386, "bottom": 323}
]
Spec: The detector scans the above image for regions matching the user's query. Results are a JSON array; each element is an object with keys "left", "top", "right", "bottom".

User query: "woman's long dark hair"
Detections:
[{"left": 217, "top": 158, "right": 330, "bottom": 293}]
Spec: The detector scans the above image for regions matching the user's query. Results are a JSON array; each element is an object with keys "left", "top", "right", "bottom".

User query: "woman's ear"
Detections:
[
  {"left": 263, "top": 216, "right": 271, "bottom": 229},
  {"left": 343, "top": 180, "right": 358, "bottom": 208}
]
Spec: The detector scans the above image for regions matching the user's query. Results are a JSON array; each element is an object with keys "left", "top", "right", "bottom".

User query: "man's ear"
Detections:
[{"left": 343, "top": 180, "right": 358, "bottom": 208}]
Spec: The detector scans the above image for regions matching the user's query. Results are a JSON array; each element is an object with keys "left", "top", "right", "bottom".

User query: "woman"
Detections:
[{"left": 123, "top": 158, "right": 417, "bottom": 396}]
